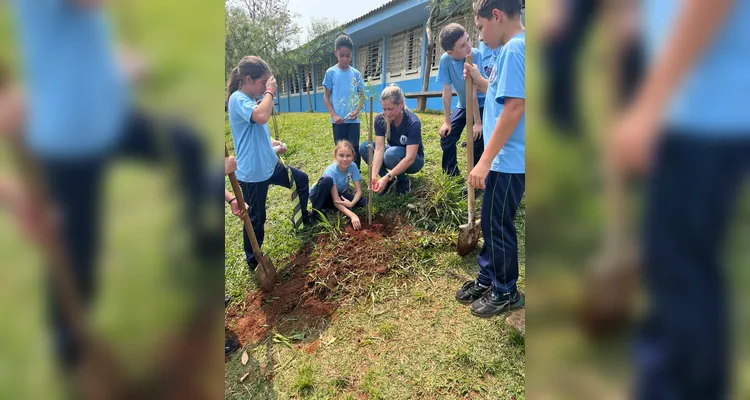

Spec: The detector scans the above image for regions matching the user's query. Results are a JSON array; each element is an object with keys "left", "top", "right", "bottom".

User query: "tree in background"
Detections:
[
  {"left": 419, "top": 0, "right": 472, "bottom": 112},
  {"left": 224, "top": 0, "right": 300, "bottom": 77}
]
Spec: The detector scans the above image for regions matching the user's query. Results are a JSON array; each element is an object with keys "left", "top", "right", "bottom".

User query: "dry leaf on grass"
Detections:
[{"left": 241, "top": 350, "right": 249, "bottom": 365}]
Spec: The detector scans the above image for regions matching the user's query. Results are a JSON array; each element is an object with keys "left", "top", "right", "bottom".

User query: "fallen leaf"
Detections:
[
  {"left": 241, "top": 350, "right": 249, "bottom": 365},
  {"left": 240, "top": 372, "right": 250, "bottom": 382}
]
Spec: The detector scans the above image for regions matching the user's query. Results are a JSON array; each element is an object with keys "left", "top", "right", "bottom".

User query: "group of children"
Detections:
[{"left": 226, "top": 0, "right": 525, "bottom": 318}]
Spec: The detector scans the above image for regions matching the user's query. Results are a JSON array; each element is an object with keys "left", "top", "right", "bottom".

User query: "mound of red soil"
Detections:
[{"left": 227, "top": 215, "right": 413, "bottom": 347}]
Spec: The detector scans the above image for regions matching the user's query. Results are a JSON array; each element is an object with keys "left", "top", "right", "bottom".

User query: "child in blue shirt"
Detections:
[
  {"left": 310, "top": 140, "right": 366, "bottom": 230},
  {"left": 436, "top": 23, "right": 486, "bottom": 177},
  {"left": 323, "top": 34, "right": 366, "bottom": 169},
  {"left": 611, "top": 1, "right": 750, "bottom": 398},
  {"left": 226, "top": 55, "right": 312, "bottom": 272},
  {"left": 458, "top": 0, "right": 525, "bottom": 318}
]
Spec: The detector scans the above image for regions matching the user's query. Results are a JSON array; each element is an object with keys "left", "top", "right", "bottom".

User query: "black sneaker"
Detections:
[
  {"left": 248, "top": 259, "right": 258, "bottom": 272},
  {"left": 304, "top": 212, "right": 318, "bottom": 227},
  {"left": 396, "top": 177, "right": 411, "bottom": 195},
  {"left": 224, "top": 296, "right": 231, "bottom": 308},
  {"left": 455, "top": 280, "right": 491, "bottom": 305},
  {"left": 225, "top": 338, "right": 239, "bottom": 356},
  {"left": 470, "top": 290, "right": 525, "bottom": 318}
]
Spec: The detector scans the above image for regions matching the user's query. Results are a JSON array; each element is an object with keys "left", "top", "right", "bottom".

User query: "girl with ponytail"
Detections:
[{"left": 226, "top": 56, "right": 313, "bottom": 272}]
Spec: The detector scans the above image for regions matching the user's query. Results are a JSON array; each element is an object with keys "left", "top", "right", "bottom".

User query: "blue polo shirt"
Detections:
[
  {"left": 322, "top": 65, "right": 365, "bottom": 124},
  {"left": 227, "top": 91, "right": 278, "bottom": 183},
  {"left": 644, "top": 0, "right": 750, "bottom": 133},
  {"left": 436, "top": 48, "right": 486, "bottom": 108},
  {"left": 310, "top": 162, "right": 362, "bottom": 198},
  {"left": 11, "top": 0, "right": 130, "bottom": 159},
  {"left": 483, "top": 31, "right": 525, "bottom": 174}
]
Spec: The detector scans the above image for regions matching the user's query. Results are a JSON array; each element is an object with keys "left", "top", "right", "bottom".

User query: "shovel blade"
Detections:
[
  {"left": 457, "top": 220, "right": 482, "bottom": 256},
  {"left": 577, "top": 249, "right": 640, "bottom": 338},
  {"left": 256, "top": 255, "right": 277, "bottom": 291}
]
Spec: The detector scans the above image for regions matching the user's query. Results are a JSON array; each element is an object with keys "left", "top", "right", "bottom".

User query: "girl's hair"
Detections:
[
  {"left": 379, "top": 84, "right": 406, "bottom": 141},
  {"left": 226, "top": 56, "right": 271, "bottom": 103},
  {"left": 334, "top": 34, "right": 354, "bottom": 51},
  {"left": 333, "top": 140, "right": 355, "bottom": 157}
]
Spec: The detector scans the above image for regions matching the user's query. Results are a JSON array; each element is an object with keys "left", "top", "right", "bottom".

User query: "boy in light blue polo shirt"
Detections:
[
  {"left": 620, "top": 1, "right": 750, "bottom": 398},
  {"left": 436, "top": 23, "right": 486, "bottom": 177},
  {"left": 455, "top": 0, "right": 525, "bottom": 319},
  {"left": 323, "top": 34, "right": 366, "bottom": 169}
]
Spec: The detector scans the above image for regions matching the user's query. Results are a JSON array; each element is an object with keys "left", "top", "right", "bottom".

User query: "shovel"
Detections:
[
  {"left": 8, "top": 131, "right": 132, "bottom": 399},
  {"left": 457, "top": 55, "right": 482, "bottom": 256},
  {"left": 367, "top": 96, "right": 374, "bottom": 225},
  {"left": 225, "top": 145, "right": 277, "bottom": 291},
  {"left": 577, "top": 29, "right": 640, "bottom": 337}
]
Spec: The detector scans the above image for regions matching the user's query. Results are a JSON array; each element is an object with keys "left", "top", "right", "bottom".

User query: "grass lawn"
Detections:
[{"left": 224, "top": 112, "right": 526, "bottom": 399}]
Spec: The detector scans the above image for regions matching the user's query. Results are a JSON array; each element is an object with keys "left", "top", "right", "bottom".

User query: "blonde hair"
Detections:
[
  {"left": 333, "top": 139, "right": 355, "bottom": 158},
  {"left": 379, "top": 84, "right": 406, "bottom": 141}
]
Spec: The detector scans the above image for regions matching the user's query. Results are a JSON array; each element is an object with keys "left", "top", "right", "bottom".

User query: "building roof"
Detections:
[{"left": 342, "top": 0, "right": 409, "bottom": 28}]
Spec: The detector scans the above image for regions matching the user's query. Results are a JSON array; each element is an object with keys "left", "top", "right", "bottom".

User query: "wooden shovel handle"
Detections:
[
  {"left": 225, "top": 146, "right": 263, "bottom": 256},
  {"left": 465, "top": 54, "right": 476, "bottom": 219}
]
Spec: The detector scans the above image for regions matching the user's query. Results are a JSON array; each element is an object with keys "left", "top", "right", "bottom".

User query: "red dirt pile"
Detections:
[{"left": 227, "top": 215, "right": 414, "bottom": 347}]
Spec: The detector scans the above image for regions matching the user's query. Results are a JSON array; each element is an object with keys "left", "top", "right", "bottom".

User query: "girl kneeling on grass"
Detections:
[{"left": 310, "top": 140, "right": 366, "bottom": 230}]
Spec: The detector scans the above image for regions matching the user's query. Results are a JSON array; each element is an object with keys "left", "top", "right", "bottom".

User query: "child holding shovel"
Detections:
[
  {"left": 226, "top": 55, "right": 313, "bottom": 273},
  {"left": 309, "top": 140, "right": 366, "bottom": 230},
  {"left": 456, "top": 0, "right": 526, "bottom": 318}
]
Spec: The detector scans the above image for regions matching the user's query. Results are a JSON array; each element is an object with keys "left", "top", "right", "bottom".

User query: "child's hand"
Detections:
[
  {"left": 472, "top": 123, "right": 483, "bottom": 141},
  {"left": 438, "top": 121, "right": 451, "bottom": 138},
  {"left": 334, "top": 196, "right": 353, "bottom": 209},
  {"left": 350, "top": 214, "right": 361, "bottom": 230},
  {"left": 348, "top": 110, "right": 360, "bottom": 120},
  {"left": 469, "top": 160, "right": 491, "bottom": 190},
  {"left": 464, "top": 62, "right": 480, "bottom": 81},
  {"left": 333, "top": 115, "right": 344, "bottom": 125},
  {"left": 230, "top": 200, "right": 249, "bottom": 220},
  {"left": 266, "top": 75, "right": 277, "bottom": 94}
]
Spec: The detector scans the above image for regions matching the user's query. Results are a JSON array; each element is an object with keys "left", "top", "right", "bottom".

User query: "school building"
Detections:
[{"left": 275, "top": 0, "right": 525, "bottom": 113}]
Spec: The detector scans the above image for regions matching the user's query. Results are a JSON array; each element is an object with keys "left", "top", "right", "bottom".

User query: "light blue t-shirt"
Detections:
[
  {"left": 310, "top": 162, "right": 362, "bottom": 197},
  {"left": 644, "top": 0, "right": 750, "bottom": 133},
  {"left": 436, "top": 48, "right": 486, "bottom": 108},
  {"left": 483, "top": 31, "right": 525, "bottom": 174},
  {"left": 11, "top": 0, "right": 130, "bottom": 159},
  {"left": 322, "top": 65, "right": 365, "bottom": 124},
  {"left": 228, "top": 91, "right": 279, "bottom": 183}
]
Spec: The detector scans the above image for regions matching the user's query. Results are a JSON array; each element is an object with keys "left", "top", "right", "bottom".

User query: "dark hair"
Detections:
[
  {"left": 334, "top": 34, "right": 354, "bottom": 51},
  {"left": 474, "top": 0, "right": 522, "bottom": 20},
  {"left": 439, "top": 23, "right": 467, "bottom": 52},
  {"left": 226, "top": 56, "right": 271, "bottom": 103}
]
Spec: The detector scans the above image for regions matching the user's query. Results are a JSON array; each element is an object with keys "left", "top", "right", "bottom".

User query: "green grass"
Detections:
[{"left": 225, "top": 112, "right": 526, "bottom": 399}]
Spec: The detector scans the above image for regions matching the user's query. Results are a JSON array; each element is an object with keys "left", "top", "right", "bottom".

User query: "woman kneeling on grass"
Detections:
[
  {"left": 360, "top": 84, "right": 425, "bottom": 195},
  {"left": 310, "top": 140, "right": 366, "bottom": 230}
]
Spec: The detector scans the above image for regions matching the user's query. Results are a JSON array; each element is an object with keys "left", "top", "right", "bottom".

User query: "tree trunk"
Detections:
[
  {"left": 419, "top": 17, "right": 436, "bottom": 112},
  {"left": 306, "top": 64, "right": 314, "bottom": 112}
]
